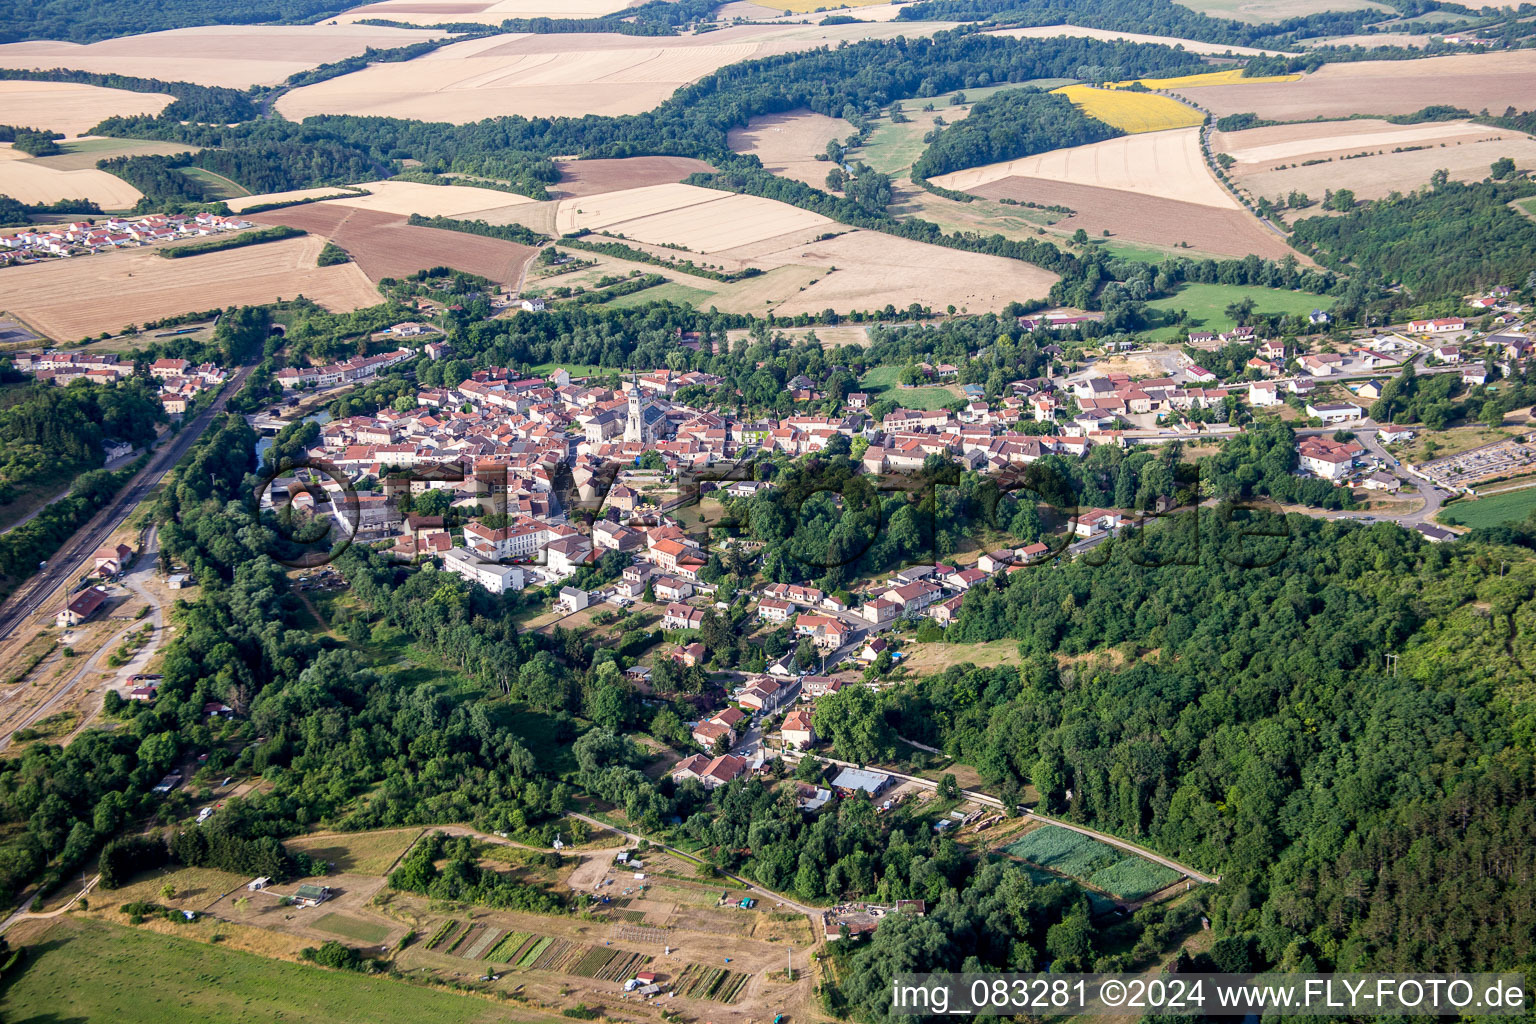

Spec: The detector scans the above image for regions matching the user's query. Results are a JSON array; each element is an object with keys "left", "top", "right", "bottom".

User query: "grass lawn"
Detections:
[
  {"left": 605, "top": 280, "right": 717, "bottom": 308},
  {"left": 313, "top": 912, "right": 392, "bottom": 944},
  {"left": 1397, "top": 424, "right": 1512, "bottom": 464},
  {"left": 1514, "top": 197, "right": 1536, "bottom": 223},
  {"left": 860, "top": 364, "right": 960, "bottom": 409},
  {"left": 4, "top": 918, "right": 526, "bottom": 1024},
  {"left": 1440, "top": 486, "right": 1536, "bottom": 529},
  {"left": 287, "top": 828, "right": 422, "bottom": 875},
  {"left": 180, "top": 166, "right": 251, "bottom": 199},
  {"left": 1145, "top": 282, "right": 1322, "bottom": 331},
  {"left": 525, "top": 362, "right": 611, "bottom": 378}
]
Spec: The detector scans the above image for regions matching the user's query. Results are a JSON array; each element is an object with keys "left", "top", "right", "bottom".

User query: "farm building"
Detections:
[{"left": 832, "top": 767, "right": 891, "bottom": 797}]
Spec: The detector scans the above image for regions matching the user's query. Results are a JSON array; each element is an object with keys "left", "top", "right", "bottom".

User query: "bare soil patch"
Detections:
[
  {"left": 250, "top": 205, "right": 537, "bottom": 284},
  {"left": 0, "top": 234, "right": 380, "bottom": 341},
  {"left": 550, "top": 156, "right": 715, "bottom": 198},
  {"left": 728, "top": 109, "right": 855, "bottom": 188},
  {"left": 0, "top": 81, "right": 171, "bottom": 138},
  {"left": 1174, "top": 51, "right": 1536, "bottom": 119},
  {"left": 970, "top": 177, "right": 1292, "bottom": 259}
]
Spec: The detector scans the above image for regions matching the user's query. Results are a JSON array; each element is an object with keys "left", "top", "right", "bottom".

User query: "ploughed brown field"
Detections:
[
  {"left": 1172, "top": 51, "right": 1536, "bottom": 120},
  {"left": 249, "top": 205, "right": 537, "bottom": 285},
  {"left": 550, "top": 156, "right": 716, "bottom": 198},
  {"left": 969, "top": 177, "right": 1295, "bottom": 260}
]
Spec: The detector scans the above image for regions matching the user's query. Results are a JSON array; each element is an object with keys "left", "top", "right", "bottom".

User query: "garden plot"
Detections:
[{"left": 1004, "top": 825, "right": 1181, "bottom": 900}]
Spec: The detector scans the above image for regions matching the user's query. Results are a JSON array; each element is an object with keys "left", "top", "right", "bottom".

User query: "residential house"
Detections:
[
  {"left": 781, "top": 710, "right": 816, "bottom": 750},
  {"left": 93, "top": 542, "right": 133, "bottom": 576},
  {"left": 557, "top": 586, "right": 589, "bottom": 613},
  {"left": 1069, "top": 508, "right": 1123, "bottom": 538},
  {"left": 1297, "top": 437, "right": 1364, "bottom": 480},
  {"left": 663, "top": 602, "right": 705, "bottom": 630},
  {"left": 673, "top": 753, "right": 747, "bottom": 789}
]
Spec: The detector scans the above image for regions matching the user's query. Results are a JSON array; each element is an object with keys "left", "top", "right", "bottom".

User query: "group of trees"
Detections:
[
  {"left": 910, "top": 86, "right": 1121, "bottom": 180},
  {"left": 1290, "top": 178, "right": 1536, "bottom": 301},
  {"left": 389, "top": 831, "right": 564, "bottom": 912},
  {"left": 0, "top": 0, "right": 350, "bottom": 44},
  {"left": 861, "top": 509, "right": 1536, "bottom": 973}
]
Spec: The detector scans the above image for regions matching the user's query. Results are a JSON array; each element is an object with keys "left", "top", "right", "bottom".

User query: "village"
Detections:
[{"left": 0, "top": 210, "right": 258, "bottom": 266}]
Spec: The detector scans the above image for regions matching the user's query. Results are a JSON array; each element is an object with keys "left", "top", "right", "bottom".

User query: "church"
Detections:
[{"left": 624, "top": 377, "right": 666, "bottom": 445}]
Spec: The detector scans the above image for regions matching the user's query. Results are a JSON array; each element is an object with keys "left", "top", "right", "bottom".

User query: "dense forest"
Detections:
[
  {"left": 910, "top": 86, "right": 1122, "bottom": 180},
  {"left": 1289, "top": 178, "right": 1536, "bottom": 299},
  {"left": 873, "top": 508, "right": 1536, "bottom": 974},
  {"left": 0, "top": 0, "right": 351, "bottom": 44}
]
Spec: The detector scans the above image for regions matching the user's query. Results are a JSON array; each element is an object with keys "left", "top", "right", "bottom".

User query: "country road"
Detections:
[{"left": 0, "top": 364, "right": 252, "bottom": 642}]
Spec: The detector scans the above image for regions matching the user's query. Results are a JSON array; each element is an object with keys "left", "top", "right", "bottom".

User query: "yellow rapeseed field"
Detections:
[
  {"left": 1051, "top": 85, "right": 1204, "bottom": 133},
  {"left": 1110, "top": 69, "right": 1304, "bottom": 89}
]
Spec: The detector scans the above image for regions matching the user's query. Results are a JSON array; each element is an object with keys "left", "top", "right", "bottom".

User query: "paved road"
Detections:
[{"left": 0, "top": 365, "right": 252, "bottom": 642}]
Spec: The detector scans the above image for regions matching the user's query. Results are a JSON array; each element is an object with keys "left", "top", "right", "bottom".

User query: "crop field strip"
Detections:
[
  {"left": 673, "top": 963, "right": 750, "bottom": 1003},
  {"left": 462, "top": 926, "right": 503, "bottom": 960},
  {"left": 484, "top": 930, "right": 531, "bottom": 962},
  {"left": 424, "top": 919, "right": 460, "bottom": 950}
]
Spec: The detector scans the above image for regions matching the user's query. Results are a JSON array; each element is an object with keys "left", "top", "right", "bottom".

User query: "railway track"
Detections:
[{"left": 0, "top": 364, "right": 253, "bottom": 642}]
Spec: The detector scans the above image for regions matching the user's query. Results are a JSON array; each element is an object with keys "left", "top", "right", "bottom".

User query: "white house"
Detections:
[
  {"left": 443, "top": 548, "right": 525, "bottom": 594},
  {"left": 1305, "top": 401, "right": 1364, "bottom": 425}
]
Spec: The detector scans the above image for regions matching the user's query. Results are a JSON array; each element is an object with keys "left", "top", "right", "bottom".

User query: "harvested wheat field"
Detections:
[
  {"left": 1173, "top": 0, "right": 1391, "bottom": 21},
  {"left": 933, "top": 128, "right": 1236, "bottom": 208},
  {"left": 276, "top": 32, "right": 761, "bottom": 121},
  {"left": 553, "top": 183, "right": 833, "bottom": 252},
  {"left": 249, "top": 205, "right": 537, "bottom": 284},
  {"left": 1217, "top": 118, "right": 1536, "bottom": 201},
  {"left": 0, "top": 145, "right": 142, "bottom": 208},
  {"left": 729, "top": 110, "right": 855, "bottom": 188},
  {"left": 332, "top": 0, "right": 635, "bottom": 26},
  {"left": 224, "top": 187, "right": 367, "bottom": 213},
  {"left": 0, "top": 24, "right": 449, "bottom": 90},
  {"left": 970, "top": 178, "right": 1292, "bottom": 259},
  {"left": 0, "top": 81, "right": 171, "bottom": 138},
  {"left": 0, "top": 235, "right": 380, "bottom": 341},
  {"left": 1172, "top": 51, "right": 1536, "bottom": 120},
  {"left": 276, "top": 22, "right": 948, "bottom": 122},
  {"left": 989, "top": 25, "right": 1283, "bottom": 56},
  {"left": 324, "top": 180, "right": 535, "bottom": 218},
  {"left": 1053, "top": 85, "right": 1203, "bottom": 133},
  {"left": 550, "top": 156, "right": 715, "bottom": 198},
  {"left": 747, "top": 230, "right": 1057, "bottom": 315}
]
